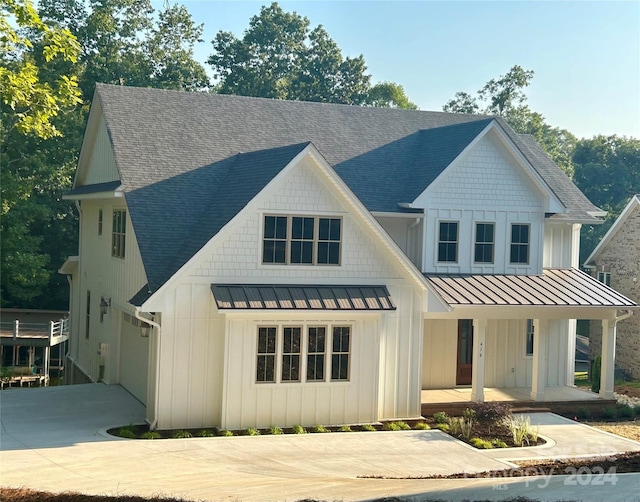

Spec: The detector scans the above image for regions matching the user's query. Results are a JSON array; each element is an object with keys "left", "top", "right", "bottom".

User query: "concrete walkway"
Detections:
[{"left": 2, "top": 384, "right": 640, "bottom": 501}]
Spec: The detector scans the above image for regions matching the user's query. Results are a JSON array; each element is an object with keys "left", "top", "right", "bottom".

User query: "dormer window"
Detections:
[{"left": 262, "top": 215, "right": 341, "bottom": 265}]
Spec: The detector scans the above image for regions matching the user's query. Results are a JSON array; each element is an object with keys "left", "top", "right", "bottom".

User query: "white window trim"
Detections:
[
  {"left": 254, "top": 322, "right": 352, "bottom": 385},
  {"left": 436, "top": 220, "right": 459, "bottom": 264},
  {"left": 261, "top": 214, "right": 343, "bottom": 267},
  {"left": 509, "top": 223, "right": 530, "bottom": 265},
  {"left": 473, "top": 221, "right": 495, "bottom": 264}
]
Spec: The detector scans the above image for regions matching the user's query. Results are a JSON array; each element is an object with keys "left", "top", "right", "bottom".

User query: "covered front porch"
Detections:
[
  {"left": 421, "top": 385, "right": 613, "bottom": 416},
  {"left": 422, "top": 268, "right": 637, "bottom": 414}
]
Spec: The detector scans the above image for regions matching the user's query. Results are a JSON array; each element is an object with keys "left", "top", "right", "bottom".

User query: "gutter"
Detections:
[
  {"left": 616, "top": 310, "right": 634, "bottom": 323},
  {"left": 134, "top": 309, "right": 161, "bottom": 430}
]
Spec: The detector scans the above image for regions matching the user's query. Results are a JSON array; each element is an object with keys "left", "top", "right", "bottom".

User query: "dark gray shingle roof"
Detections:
[{"left": 86, "top": 84, "right": 602, "bottom": 296}]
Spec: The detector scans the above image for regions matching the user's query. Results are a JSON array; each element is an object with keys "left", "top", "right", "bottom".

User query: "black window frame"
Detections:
[
  {"left": 438, "top": 221, "right": 459, "bottom": 263},
  {"left": 112, "top": 209, "right": 127, "bottom": 259},
  {"left": 474, "top": 222, "right": 495, "bottom": 264},
  {"left": 510, "top": 223, "right": 530, "bottom": 265}
]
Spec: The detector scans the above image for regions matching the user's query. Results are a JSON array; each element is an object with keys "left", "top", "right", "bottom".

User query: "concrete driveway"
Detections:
[{"left": 2, "top": 383, "right": 640, "bottom": 501}]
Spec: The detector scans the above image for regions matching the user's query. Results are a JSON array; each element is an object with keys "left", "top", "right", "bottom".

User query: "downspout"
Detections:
[
  {"left": 407, "top": 216, "right": 423, "bottom": 268},
  {"left": 134, "top": 309, "right": 161, "bottom": 430},
  {"left": 616, "top": 310, "right": 633, "bottom": 323},
  {"left": 73, "top": 200, "right": 82, "bottom": 363}
]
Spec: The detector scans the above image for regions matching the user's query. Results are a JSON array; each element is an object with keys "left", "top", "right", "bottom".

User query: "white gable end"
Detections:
[
  {"left": 80, "top": 118, "right": 120, "bottom": 186},
  {"left": 190, "top": 155, "right": 403, "bottom": 283},
  {"left": 417, "top": 132, "right": 543, "bottom": 211}
]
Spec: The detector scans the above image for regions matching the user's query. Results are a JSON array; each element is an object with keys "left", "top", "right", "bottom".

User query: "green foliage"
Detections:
[
  {"left": 471, "top": 402, "right": 511, "bottom": 428},
  {"left": 218, "top": 429, "right": 234, "bottom": 437},
  {"left": 244, "top": 427, "right": 260, "bottom": 436},
  {"left": 591, "top": 356, "right": 602, "bottom": 393},
  {"left": 141, "top": 431, "right": 162, "bottom": 439},
  {"left": 338, "top": 425, "right": 352, "bottom": 432},
  {"left": 505, "top": 415, "right": 538, "bottom": 446},
  {"left": 462, "top": 408, "right": 476, "bottom": 423},
  {"left": 576, "top": 407, "right": 592, "bottom": 420},
  {"left": 268, "top": 426, "right": 284, "bottom": 435},
  {"left": 601, "top": 406, "right": 617, "bottom": 420},
  {"left": 171, "top": 429, "right": 192, "bottom": 439},
  {"left": 291, "top": 424, "right": 307, "bottom": 434},
  {"left": 0, "top": 367, "right": 14, "bottom": 381},
  {"left": 433, "top": 423, "right": 450, "bottom": 432},
  {"left": 117, "top": 425, "right": 136, "bottom": 438},
  {"left": 310, "top": 424, "right": 330, "bottom": 433},
  {"left": 414, "top": 422, "right": 430, "bottom": 430},
  {"left": 447, "top": 417, "right": 473, "bottom": 440},
  {"left": 208, "top": 2, "right": 414, "bottom": 108},
  {"left": 433, "top": 411, "right": 449, "bottom": 424},
  {"left": 360, "top": 424, "right": 376, "bottom": 432},
  {"left": 470, "top": 437, "right": 494, "bottom": 449},
  {"left": 197, "top": 429, "right": 216, "bottom": 437},
  {"left": 617, "top": 406, "right": 635, "bottom": 420},
  {"left": 491, "top": 439, "right": 508, "bottom": 448}
]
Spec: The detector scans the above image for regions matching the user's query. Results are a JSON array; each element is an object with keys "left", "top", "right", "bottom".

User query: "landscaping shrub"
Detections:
[
  {"left": 617, "top": 405, "right": 634, "bottom": 420},
  {"left": 472, "top": 402, "right": 511, "bottom": 428},
  {"left": 383, "top": 422, "right": 401, "bottom": 431},
  {"left": 117, "top": 426, "right": 136, "bottom": 439},
  {"left": 470, "top": 437, "right": 494, "bottom": 449},
  {"left": 576, "top": 406, "right": 592, "bottom": 420},
  {"left": 172, "top": 430, "right": 192, "bottom": 439},
  {"left": 268, "top": 426, "right": 284, "bottom": 435},
  {"left": 463, "top": 408, "right": 476, "bottom": 423},
  {"left": 601, "top": 406, "right": 617, "bottom": 420},
  {"left": 433, "top": 423, "right": 450, "bottom": 432},
  {"left": 338, "top": 425, "right": 352, "bottom": 432},
  {"left": 310, "top": 424, "right": 330, "bottom": 433},
  {"left": 360, "top": 424, "right": 377, "bottom": 432},
  {"left": 505, "top": 415, "right": 538, "bottom": 446},
  {"left": 292, "top": 425, "right": 307, "bottom": 434},
  {"left": 141, "top": 431, "right": 162, "bottom": 439},
  {"left": 218, "top": 429, "right": 234, "bottom": 437},
  {"left": 491, "top": 439, "right": 508, "bottom": 448},
  {"left": 244, "top": 428, "right": 260, "bottom": 436},
  {"left": 414, "top": 422, "right": 430, "bottom": 430},
  {"left": 433, "top": 411, "right": 449, "bottom": 424},
  {"left": 197, "top": 429, "right": 216, "bottom": 437}
]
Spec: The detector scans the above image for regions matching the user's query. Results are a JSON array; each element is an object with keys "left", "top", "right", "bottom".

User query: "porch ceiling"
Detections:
[{"left": 424, "top": 268, "right": 637, "bottom": 320}]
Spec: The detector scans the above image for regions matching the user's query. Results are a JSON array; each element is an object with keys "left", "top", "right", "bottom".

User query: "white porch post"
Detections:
[
  {"left": 470, "top": 318, "right": 487, "bottom": 402},
  {"left": 531, "top": 318, "right": 548, "bottom": 401},
  {"left": 599, "top": 318, "right": 616, "bottom": 399}
]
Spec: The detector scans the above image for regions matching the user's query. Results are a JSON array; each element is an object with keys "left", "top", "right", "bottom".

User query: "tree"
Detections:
[
  {"left": 208, "top": 2, "right": 415, "bottom": 108},
  {"left": 442, "top": 66, "right": 575, "bottom": 176},
  {"left": 1, "top": 0, "right": 82, "bottom": 139},
  {"left": 573, "top": 135, "right": 640, "bottom": 262}
]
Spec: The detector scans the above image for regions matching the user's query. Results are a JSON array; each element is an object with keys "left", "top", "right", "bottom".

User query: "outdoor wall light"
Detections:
[
  {"left": 140, "top": 324, "right": 151, "bottom": 337},
  {"left": 100, "top": 297, "right": 111, "bottom": 316}
]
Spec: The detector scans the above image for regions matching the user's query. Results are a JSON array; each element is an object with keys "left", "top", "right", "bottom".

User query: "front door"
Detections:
[{"left": 456, "top": 319, "right": 473, "bottom": 385}]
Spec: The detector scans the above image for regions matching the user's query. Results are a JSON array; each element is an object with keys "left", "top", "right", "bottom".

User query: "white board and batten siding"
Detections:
[
  {"left": 422, "top": 318, "right": 570, "bottom": 390},
  {"left": 414, "top": 131, "right": 545, "bottom": 275},
  {"left": 151, "top": 155, "right": 425, "bottom": 429}
]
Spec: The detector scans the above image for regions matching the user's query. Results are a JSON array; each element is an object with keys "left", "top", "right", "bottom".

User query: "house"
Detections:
[
  {"left": 585, "top": 195, "right": 640, "bottom": 379},
  {"left": 60, "top": 84, "right": 636, "bottom": 430}
]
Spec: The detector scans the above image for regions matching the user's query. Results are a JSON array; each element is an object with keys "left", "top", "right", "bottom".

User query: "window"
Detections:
[
  {"left": 281, "top": 327, "right": 301, "bottom": 382},
  {"left": 526, "top": 319, "right": 534, "bottom": 356},
  {"left": 597, "top": 272, "right": 611, "bottom": 286},
  {"left": 98, "top": 209, "right": 103, "bottom": 236},
  {"left": 262, "top": 215, "right": 341, "bottom": 265},
  {"left": 112, "top": 210, "right": 126, "bottom": 258},
  {"left": 474, "top": 223, "right": 494, "bottom": 263},
  {"left": 255, "top": 324, "right": 351, "bottom": 384},
  {"left": 306, "top": 327, "right": 326, "bottom": 381},
  {"left": 438, "top": 221, "right": 458, "bottom": 262},
  {"left": 510, "top": 224, "right": 530, "bottom": 264},
  {"left": 331, "top": 326, "right": 350, "bottom": 381},
  {"left": 85, "top": 291, "right": 91, "bottom": 339},
  {"left": 256, "top": 327, "right": 277, "bottom": 382}
]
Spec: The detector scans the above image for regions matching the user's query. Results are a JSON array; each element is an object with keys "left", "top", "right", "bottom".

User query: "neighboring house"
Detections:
[
  {"left": 60, "top": 84, "right": 636, "bottom": 430},
  {"left": 585, "top": 195, "right": 640, "bottom": 379}
]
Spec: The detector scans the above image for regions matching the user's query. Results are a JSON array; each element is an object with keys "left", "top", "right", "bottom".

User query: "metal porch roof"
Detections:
[
  {"left": 210, "top": 285, "right": 396, "bottom": 311},
  {"left": 425, "top": 268, "right": 637, "bottom": 308}
]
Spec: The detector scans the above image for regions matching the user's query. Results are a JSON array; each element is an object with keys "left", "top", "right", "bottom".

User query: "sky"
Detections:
[{"left": 154, "top": 0, "right": 640, "bottom": 140}]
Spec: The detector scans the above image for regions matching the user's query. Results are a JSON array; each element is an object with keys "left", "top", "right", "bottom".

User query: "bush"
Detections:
[
  {"left": 292, "top": 425, "right": 307, "bottom": 434},
  {"left": 172, "top": 430, "right": 192, "bottom": 439},
  {"left": 472, "top": 402, "right": 511, "bottom": 426},
  {"left": 361, "top": 424, "right": 377, "bottom": 432},
  {"left": 601, "top": 406, "right": 617, "bottom": 420},
  {"left": 310, "top": 424, "right": 330, "bottom": 433},
  {"left": 505, "top": 415, "right": 538, "bottom": 446},
  {"left": 338, "top": 425, "right": 352, "bottom": 432},
  {"left": 591, "top": 356, "right": 601, "bottom": 393},
  {"left": 463, "top": 408, "right": 477, "bottom": 423},
  {"left": 117, "top": 426, "right": 136, "bottom": 439},
  {"left": 218, "top": 429, "right": 234, "bottom": 437},
  {"left": 470, "top": 437, "right": 494, "bottom": 449},
  {"left": 617, "top": 405, "right": 634, "bottom": 420},
  {"left": 433, "top": 423, "right": 450, "bottom": 432},
  {"left": 268, "top": 426, "right": 284, "bottom": 435},
  {"left": 382, "top": 421, "right": 410, "bottom": 431},
  {"left": 576, "top": 406, "right": 592, "bottom": 420},
  {"left": 197, "top": 429, "right": 216, "bottom": 437},
  {"left": 414, "top": 422, "right": 430, "bottom": 430},
  {"left": 491, "top": 439, "right": 508, "bottom": 448},
  {"left": 244, "top": 427, "right": 260, "bottom": 436},
  {"left": 433, "top": 411, "right": 449, "bottom": 424},
  {"left": 141, "top": 431, "right": 162, "bottom": 439}
]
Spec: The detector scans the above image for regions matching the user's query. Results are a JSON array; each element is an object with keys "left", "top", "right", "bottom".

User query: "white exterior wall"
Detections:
[
  {"left": 543, "top": 222, "right": 581, "bottom": 268},
  {"left": 375, "top": 215, "right": 423, "bottom": 267},
  {"left": 414, "top": 132, "right": 545, "bottom": 274},
  {"left": 151, "top": 156, "right": 424, "bottom": 429},
  {"left": 80, "top": 118, "right": 119, "bottom": 185},
  {"left": 422, "top": 318, "right": 569, "bottom": 390}
]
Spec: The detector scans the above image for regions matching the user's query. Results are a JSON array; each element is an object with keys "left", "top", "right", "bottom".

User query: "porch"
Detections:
[{"left": 421, "top": 385, "right": 615, "bottom": 416}]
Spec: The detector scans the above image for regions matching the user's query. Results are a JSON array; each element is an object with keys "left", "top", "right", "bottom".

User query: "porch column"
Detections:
[
  {"left": 470, "top": 318, "right": 487, "bottom": 402},
  {"left": 599, "top": 318, "right": 616, "bottom": 399},
  {"left": 531, "top": 318, "right": 548, "bottom": 401}
]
